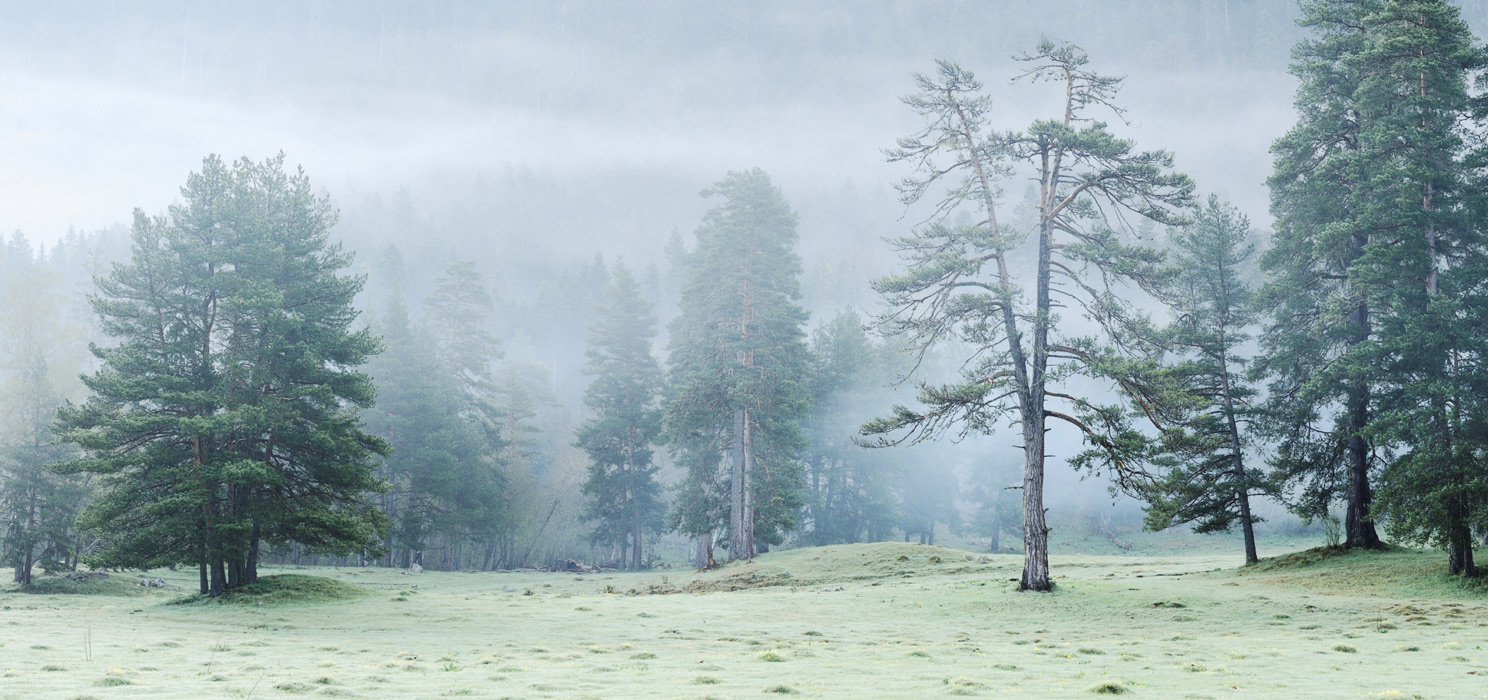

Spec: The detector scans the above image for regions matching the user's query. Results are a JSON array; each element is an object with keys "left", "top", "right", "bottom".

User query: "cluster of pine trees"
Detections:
[
  {"left": 869, "top": 0, "right": 1488, "bottom": 590},
  {"left": 5, "top": 0, "right": 1485, "bottom": 595},
  {"left": 0, "top": 156, "right": 981, "bottom": 590}
]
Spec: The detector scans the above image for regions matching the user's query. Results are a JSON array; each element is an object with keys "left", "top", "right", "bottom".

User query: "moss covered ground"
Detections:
[{"left": 0, "top": 542, "right": 1484, "bottom": 699}]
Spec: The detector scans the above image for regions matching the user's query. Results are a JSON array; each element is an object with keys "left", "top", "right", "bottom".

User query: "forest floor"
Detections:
[{"left": 1, "top": 542, "right": 1485, "bottom": 699}]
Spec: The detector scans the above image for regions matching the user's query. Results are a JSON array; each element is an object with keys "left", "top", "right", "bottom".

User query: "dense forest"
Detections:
[{"left": 3, "top": 0, "right": 1488, "bottom": 598}]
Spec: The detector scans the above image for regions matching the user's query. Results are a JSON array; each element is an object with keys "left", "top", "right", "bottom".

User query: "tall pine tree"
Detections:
[
  {"left": 1258, "top": 1, "right": 1488, "bottom": 574},
  {"left": 1142, "top": 196, "right": 1270, "bottom": 564},
  {"left": 56, "top": 154, "right": 388, "bottom": 596},
  {"left": 0, "top": 238, "right": 87, "bottom": 585},
  {"left": 575, "top": 262, "right": 666, "bottom": 570},
  {"left": 1358, "top": 0, "right": 1488, "bottom": 576},
  {"left": 666, "top": 169, "right": 810, "bottom": 562},
  {"left": 863, "top": 46, "right": 1193, "bottom": 591}
]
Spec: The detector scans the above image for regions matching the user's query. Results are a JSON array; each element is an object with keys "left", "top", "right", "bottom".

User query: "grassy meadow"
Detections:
[{"left": 1, "top": 542, "right": 1485, "bottom": 699}]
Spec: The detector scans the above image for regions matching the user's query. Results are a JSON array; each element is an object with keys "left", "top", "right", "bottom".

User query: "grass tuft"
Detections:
[{"left": 1088, "top": 681, "right": 1128, "bottom": 694}]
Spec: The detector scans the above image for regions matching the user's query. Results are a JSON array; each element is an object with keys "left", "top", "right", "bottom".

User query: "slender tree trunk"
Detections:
[
  {"left": 989, "top": 514, "right": 1001, "bottom": 553},
  {"left": 246, "top": 522, "right": 260, "bottom": 585},
  {"left": 743, "top": 410, "right": 756, "bottom": 559},
  {"left": 1344, "top": 231, "right": 1382, "bottom": 550},
  {"left": 16, "top": 491, "right": 37, "bottom": 585},
  {"left": 210, "top": 555, "right": 226, "bottom": 597},
  {"left": 198, "top": 528, "right": 208, "bottom": 594},
  {"left": 1019, "top": 157, "right": 1055, "bottom": 592},
  {"left": 1021, "top": 209, "right": 1051, "bottom": 590},
  {"left": 1217, "top": 348, "right": 1258, "bottom": 564},
  {"left": 633, "top": 514, "right": 643, "bottom": 571},
  {"left": 730, "top": 408, "right": 746, "bottom": 559}
]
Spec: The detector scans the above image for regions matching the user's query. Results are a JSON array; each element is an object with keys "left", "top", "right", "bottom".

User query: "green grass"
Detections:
[
  {"left": 1235, "top": 545, "right": 1488, "bottom": 596},
  {"left": 12, "top": 573, "right": 163, "bottom": 597},
  {"left": 0, "top": 542, "right": 1482, "bottom": 698},
  {"left": 172, "top": 573, "right": 369, "bottom": 605}
]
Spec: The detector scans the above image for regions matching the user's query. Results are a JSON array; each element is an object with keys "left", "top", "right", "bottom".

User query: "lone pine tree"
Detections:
[
  {"left": 666, "top": 169, "right": 810, "bottom": 562},
  {"left": 55, "top": 154, "right": 388, "bottom": 596},
  {"left": 863, "top": 45, "right": 1193, "bottom": 591},
  {"left": 575, "top": 262, "right": 666, "bottom": 570}
]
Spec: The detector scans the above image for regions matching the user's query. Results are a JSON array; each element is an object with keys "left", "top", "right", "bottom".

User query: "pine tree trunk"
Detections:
[
  {"left": 246, "top": 522, "right": 260, "bottom": 585},
  {"left": 1237, "top": 489, "right": 1258, "bottom": 564},
  {"left": 1020, "top": 187, "right": 1054, "bottom": 593},
  {"left": 1218, "top": 348, "right": 1259, "bottom": 564},
  {"left": 989, "top": 516, "right": 1000, "bottom": 553},
  {"left": 16, "top": 491, "right": 37, "bottom": 585},
  {"left": 1448, "top": 522, "right": 1477, "bottom": 577},
  {"left": 730, "top": 407, "right": 746, "bottom": 560},
  {"left": 1446, "top": 494, "right": 1478, "bottom": 577},
  {"left": 633, "top": 516, "right": 643, "bottom": 571},
  {"left": 210, "top": 556, "right": 226, "bottom": 597},
  {"left": 1019, "top": 411, "right": 1051, "bottom": 591},
  {"left": 743, "top": 409, "right": 756, "bottom": 559},
  {"left": 1344, "top": 234, "right": 1383, "bottom": 550}
]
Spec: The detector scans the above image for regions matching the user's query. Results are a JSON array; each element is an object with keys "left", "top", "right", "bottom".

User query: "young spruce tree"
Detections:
[{"left": 1142, "top": 196, "right": 1270, "bottom": 564}]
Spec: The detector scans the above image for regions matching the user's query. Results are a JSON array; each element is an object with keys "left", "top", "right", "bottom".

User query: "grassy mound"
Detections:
[
  {"left": 686, "top": 542, "right": 1015, "bottom": 592},
  {"left": 1234, "top": 546, "right": 1488, "bottom": 598},
  {"left": 14, "top": 573, "right": 161, "bottom": 597},
  {"left": 176, "top": 574, "right": 369, "bottom": 605},
  {"left": 1247, "top": 545, "right": 1360, "bottom": 572}
]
